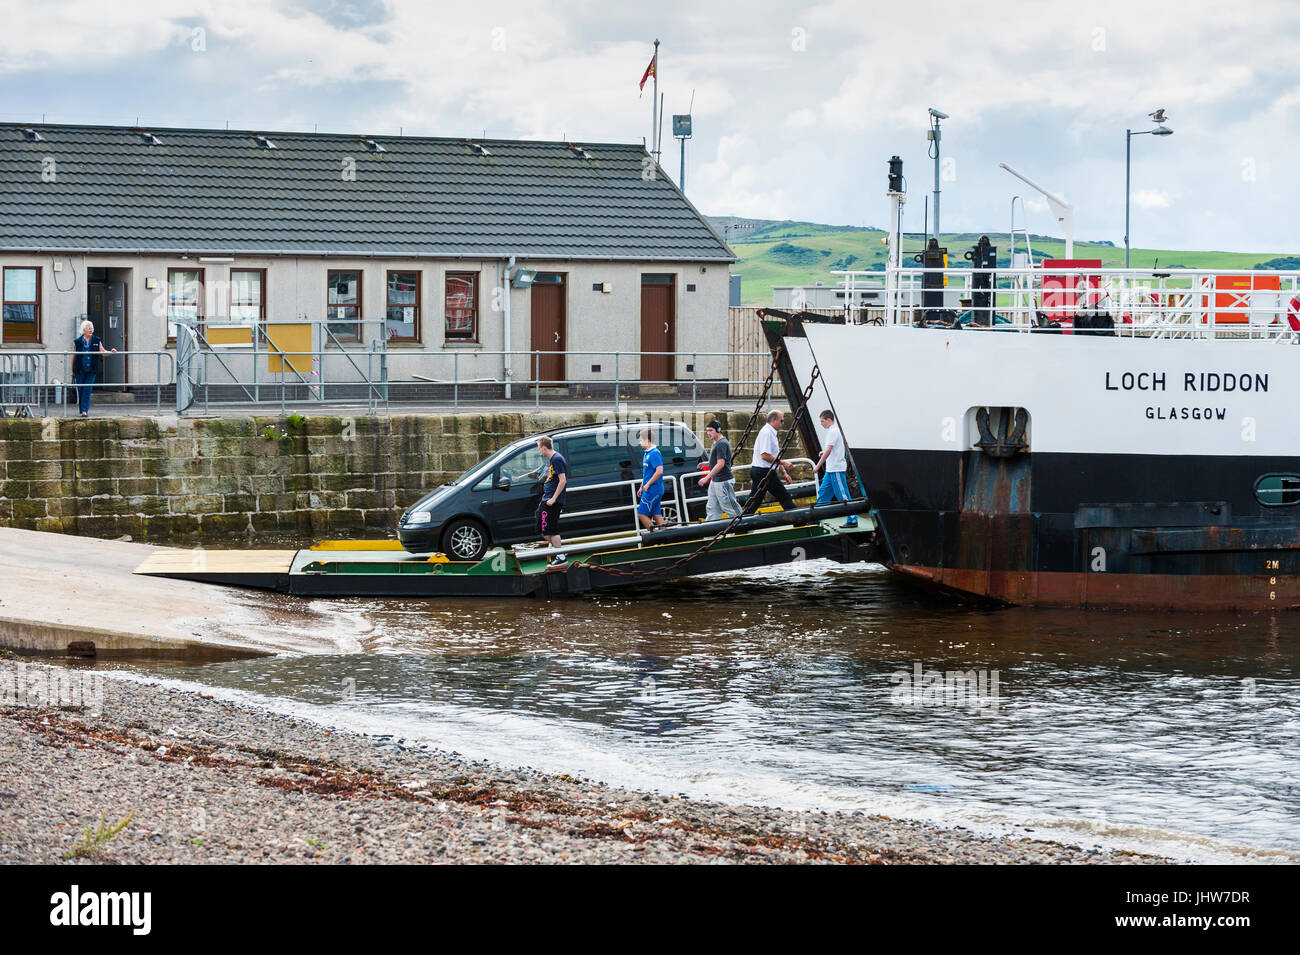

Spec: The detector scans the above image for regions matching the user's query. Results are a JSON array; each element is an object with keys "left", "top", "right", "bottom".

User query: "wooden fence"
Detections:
[{"left": 726, "top": 307, "right": 844, "bottom": 396}]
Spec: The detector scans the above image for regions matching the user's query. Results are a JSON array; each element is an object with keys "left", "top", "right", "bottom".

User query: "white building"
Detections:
[
  {"left": 0, "top": 123, "right": 735, "bottom": 403},
  {"left": 771, "top": 280, "right": 885, "bottom": 310}
]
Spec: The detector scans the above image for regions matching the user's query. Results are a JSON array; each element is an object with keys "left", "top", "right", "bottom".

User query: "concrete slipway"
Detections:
[{"left": 0, "top": 527, "right": 356, "bottom": 658}]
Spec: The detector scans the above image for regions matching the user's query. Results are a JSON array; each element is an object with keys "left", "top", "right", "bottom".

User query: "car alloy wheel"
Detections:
[{"left": 444, "top": 520, "right": 488, "bottom": 561}]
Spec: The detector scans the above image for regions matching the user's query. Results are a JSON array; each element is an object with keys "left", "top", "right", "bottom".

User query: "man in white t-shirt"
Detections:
[
  {"left": 812, "top": 409, "right": 858, "bottom": 526},
  {"left": 744, "top": 409, "right": 795, "bottom": 513}
]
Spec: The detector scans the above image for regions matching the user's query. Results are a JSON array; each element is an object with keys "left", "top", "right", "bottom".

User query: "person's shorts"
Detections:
[
  {"left": 636, "top": 489, "right": 663, "bottom": 517},
  {"left": 536, "top": 501, "right": 562, "bottom": 536}
]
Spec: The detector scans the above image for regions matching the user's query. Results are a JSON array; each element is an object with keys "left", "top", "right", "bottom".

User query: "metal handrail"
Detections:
[
  {"left": 677, "top": 457, "right": 818, "bottom": 521},
  {"left": 873, "top": 264, "right": 1300, "bottom": 339},
  {"left": 541, "top": 458, "right": 818, "bottom": 530},
  {"left": 521, "top": 471, "right": 691, "bottom": 534},
  {"left": 0, "top": 350, "right": 177, "bottom": 417},
  {"left": 395, "top": 348, "right": 781, "bottom": 412},
  {"left": 190, "top": 317, "right": 392, "bottom": 415},
  {"left": 185, "top": 343, "right": 778, "bottom": 413},
  {"left": 1, "top": 340, "right": 783, "bottom": 414}
]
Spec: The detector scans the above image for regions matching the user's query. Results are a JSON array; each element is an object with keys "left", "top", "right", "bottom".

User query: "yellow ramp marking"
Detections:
[
  {"left": 309, "top": 540, "right": 406, "bottom": 551},
  {"left": 134, "top": 549, "right": 297, "bottom": 576}
]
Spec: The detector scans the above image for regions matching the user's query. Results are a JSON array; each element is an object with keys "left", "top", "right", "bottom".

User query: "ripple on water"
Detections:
[{"left": 118, "top": 560, "right": 1300, "bottom": 859}]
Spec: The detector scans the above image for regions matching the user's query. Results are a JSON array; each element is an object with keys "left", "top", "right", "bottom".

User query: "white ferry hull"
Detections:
[{"left": 790, "top": 323, "right": 1300, "bottom": 610}]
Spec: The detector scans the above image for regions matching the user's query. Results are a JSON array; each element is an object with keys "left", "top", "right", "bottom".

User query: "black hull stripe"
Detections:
[{"left": 853, "top": 448, "right": 1300, "bottom": 577}]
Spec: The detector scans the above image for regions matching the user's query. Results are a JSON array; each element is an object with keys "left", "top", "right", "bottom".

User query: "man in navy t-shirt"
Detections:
[
  {"left": 535, "top": 436, "right": 568, "bottom": 565},
  {"left": 637, "top": 428, "right": 666, "bottom": 531}
]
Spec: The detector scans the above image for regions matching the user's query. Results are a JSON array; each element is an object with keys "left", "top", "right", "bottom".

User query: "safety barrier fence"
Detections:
[
  {"left": 859, "top": 266, "right": 1300, "bottom": 339},
  {"left": 0, "top": 350, "right": 176, "bottom": 418},
  {"left": 0, "top": 337, "right": 782, "bottom": 417},
  {"left": 506, "top": 458, "right": 820, "bottom": 561}
]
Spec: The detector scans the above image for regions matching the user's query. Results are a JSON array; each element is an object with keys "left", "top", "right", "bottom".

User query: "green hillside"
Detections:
[{"left": 709, "top": 217, "right": 1300, "bottom": 306}]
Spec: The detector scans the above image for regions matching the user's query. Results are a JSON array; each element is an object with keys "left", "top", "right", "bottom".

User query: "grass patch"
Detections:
[
  {"left": 66, "top": 811, "right": 135, "bottom": 860},
  {"left": 714, "top": 216, "right": 1300, "bottom": 305}
]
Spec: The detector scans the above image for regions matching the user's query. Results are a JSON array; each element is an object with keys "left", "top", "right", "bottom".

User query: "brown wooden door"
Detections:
[
  {"left": 640, "top": 274, "right": 675, "bottom": 382},
  {"left": 530, "top": 273, "right": 566, "bottom": 384}
]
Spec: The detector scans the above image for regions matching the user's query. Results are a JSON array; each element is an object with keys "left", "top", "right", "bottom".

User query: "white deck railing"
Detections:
[{"left": 839, "top": 266, "right": 1300, "bottom": 340}]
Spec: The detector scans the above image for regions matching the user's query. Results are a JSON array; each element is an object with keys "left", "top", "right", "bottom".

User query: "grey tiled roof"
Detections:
[{"left": 0, "top": 123, "right": 734, "bottom": 262}]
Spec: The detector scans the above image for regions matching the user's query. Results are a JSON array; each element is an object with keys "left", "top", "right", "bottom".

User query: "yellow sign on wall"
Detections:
[
  {"left": 205, "top": 325, "right": 252, "bottom": 346},
  {"left": 265, "top": 322, "right": 312, "bottom": 373}
]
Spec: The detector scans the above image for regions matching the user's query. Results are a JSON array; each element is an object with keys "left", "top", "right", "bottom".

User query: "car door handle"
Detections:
[
  {"left": 554, "top": 332, "right": 560, "bottom": 343},
  {"left": 663, "top": 322, "right": 669, "bottom": 334}
]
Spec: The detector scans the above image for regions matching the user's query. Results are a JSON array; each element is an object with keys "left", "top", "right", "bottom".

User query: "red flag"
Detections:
[{"left": 638, "top": 54, "right": 656, "bottom": 92}]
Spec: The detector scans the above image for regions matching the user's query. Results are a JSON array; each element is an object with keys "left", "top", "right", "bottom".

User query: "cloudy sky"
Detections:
[{"left": 3, "top": 0, "right": 1297, "bottom": 252}]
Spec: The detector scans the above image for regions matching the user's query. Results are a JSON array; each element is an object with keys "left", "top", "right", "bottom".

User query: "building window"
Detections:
[
  {"left": 167, "top": 268, "right": 203, "bottom": 341},
  {"left": 445, "top": 271, "right": 478, "bottom": 342},
  {"left": 1, "top": 267, "right": 40, "bottom": 343},
  {"left": 230, "top": 269, "right": 265, "bottom": 327},
  {"left": 386, "top": 270, "right": 420, "bottom": 342},
  {"left": 327, "top": 270, "right": 362, "bottom": 341}
]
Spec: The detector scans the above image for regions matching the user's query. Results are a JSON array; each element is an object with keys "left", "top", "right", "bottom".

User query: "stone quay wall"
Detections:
[{"left": 0, "top": 409, "right": 779, "bottom": 543}]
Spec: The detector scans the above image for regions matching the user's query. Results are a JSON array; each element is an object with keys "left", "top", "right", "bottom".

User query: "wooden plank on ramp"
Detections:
[{"left": 133, "top": 549, "right": 297, "bottom": 591}]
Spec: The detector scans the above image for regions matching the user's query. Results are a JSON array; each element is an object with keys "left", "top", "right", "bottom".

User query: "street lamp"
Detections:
[
  {"left": 928, "top": 107, "right": 948, "bottom": 241},
  {"left": 1125, "top": 111, "right": 1174, "bottom": 268}
]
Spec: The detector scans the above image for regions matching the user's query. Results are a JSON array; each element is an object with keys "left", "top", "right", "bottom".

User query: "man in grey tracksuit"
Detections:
[{"left": 701, "top": 419, "right": 742, "bottom": 521}]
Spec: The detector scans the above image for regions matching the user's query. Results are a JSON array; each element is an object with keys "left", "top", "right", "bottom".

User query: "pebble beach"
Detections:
[{"left": 0, "top": 660, "right": 1166, "bottom": 865}]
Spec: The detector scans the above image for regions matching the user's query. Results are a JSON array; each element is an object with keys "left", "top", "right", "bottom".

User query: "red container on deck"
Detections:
[
  {"left": 1040, "top": 259, "right": 1103, "bottom": 328},
  {"left": 1202, "top": 274, "right": 1280, "bottom": 324}
]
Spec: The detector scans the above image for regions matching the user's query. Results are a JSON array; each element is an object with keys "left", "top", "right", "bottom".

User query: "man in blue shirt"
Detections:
[
  {"left": 534, "top": 436, "right": 568, "bottom": 566},
  {"left": 637, "top": 428, "right": 666, "bottom": 531},
  {"left": 71, "top": 320, "right": 116, "bottom": 417}
]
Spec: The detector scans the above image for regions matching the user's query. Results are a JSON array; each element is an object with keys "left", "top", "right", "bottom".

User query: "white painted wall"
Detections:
[{"left": 0, "top": 253, "right": 731, "bottom": 388}]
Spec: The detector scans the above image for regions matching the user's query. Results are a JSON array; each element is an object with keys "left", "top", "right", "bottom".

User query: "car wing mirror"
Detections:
[{"left": 496, "top": 474, "right": 512, "bottom": 489}]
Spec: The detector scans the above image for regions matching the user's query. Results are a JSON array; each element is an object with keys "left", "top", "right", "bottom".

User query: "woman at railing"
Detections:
[{"left": 70, "top": 320, "right": 117, "bottom": 417}]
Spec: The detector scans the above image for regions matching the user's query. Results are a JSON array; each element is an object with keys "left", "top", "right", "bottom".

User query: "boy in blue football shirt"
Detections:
[{"left": 637, "top": 428, "right": 666, "bottom": 531}]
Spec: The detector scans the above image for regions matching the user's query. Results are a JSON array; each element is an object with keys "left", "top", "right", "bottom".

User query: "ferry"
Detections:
[{"left": 763, "top": 161, "right": 1300, "bottom": 611}]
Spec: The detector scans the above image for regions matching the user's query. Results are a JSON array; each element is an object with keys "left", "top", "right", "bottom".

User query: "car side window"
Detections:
[
  {"left": 566, "top": 433, "right": 631, "bottom": 478},
  {"left": 472, "top": 471, "right": 494, "bottom": 491},
  {"left": 500, "top": 446, "right": 544, "bottom": 482},
  {"left": 666, "top": 425, "right": 691, "bottom": 461}
]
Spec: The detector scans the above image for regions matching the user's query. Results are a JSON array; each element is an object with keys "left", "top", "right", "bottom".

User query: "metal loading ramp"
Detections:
[{"left": 132, "top": 502, "right": 879, "bottom": 599}]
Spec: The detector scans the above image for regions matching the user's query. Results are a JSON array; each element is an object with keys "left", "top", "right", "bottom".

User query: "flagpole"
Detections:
[{"left": 652, "top": 38, "right": 660, "bottom": 164}]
